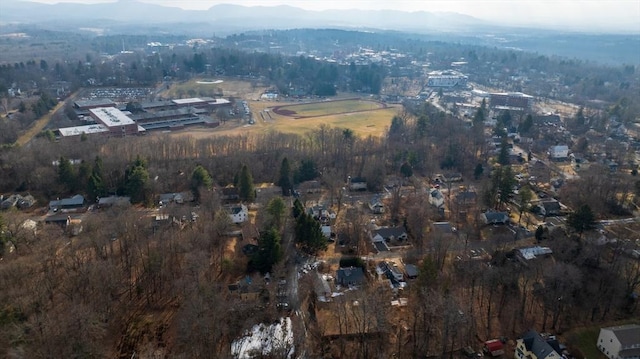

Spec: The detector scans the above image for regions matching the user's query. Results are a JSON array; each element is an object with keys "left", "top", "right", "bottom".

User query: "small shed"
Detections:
[
  {"left": 405, "top": 264, "right": 419, "bottom": 279},
  {"left": 485, "top": 339, "right": 505, "bottom": 357}
]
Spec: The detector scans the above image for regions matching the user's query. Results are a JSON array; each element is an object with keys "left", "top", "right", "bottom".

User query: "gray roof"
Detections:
[
  {"left": 521, "top": 330, "right": 560, "bottom": 359},
  {"left": 405, "top": 264, "right": 419, "bottom": 278},
  {"left": 373, "top": 226, "right": 407, "bottom": 240},
  {"left": 336, "top": 267, "right": 365, "bottom": 286},
  {"left": 483, "top": 211, "right": 510, "bottom": 224},
  {"left": 432, "top": 222, "right": 454, "bottom": 234},
  {"left": 98, "top": 196, "right": 131, "bottom": 206},
  {"left": 603, "top": 324, "right": 640, "bottom": 347},
  {"left": 75, "top": 98, "right": 116, "bottom": 108},
  {"left": 49, "top": 194, "right": 85, "bottom": 208}
]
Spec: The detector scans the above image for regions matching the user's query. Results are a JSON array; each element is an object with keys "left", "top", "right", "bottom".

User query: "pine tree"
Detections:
[
  {"left": 238, "top": 164, "right": 255, "bottom": 202},
  {"left": 251, "top": 228, "right": 283, "bottom": 274},
  {"left": 277, "top": 157, "right": 292, "bottom": 196},
  {"left": 57, "top": 156, "right": 76, "bottom": 193}
]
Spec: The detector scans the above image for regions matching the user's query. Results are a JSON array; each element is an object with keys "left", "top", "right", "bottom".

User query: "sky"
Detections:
[{"left": 23, "top": 0, "right": 640, "bottom": 33}]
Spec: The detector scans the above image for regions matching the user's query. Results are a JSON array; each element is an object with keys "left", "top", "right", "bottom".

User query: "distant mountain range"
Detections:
[
  {"left": 1, "top": 0, "right": 639, "bottom": 65},
  {"left": 1, "top": 0, "right": 491, "bottom": 34}
]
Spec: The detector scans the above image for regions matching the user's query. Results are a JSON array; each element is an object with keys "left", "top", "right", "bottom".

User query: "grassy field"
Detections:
[
  {"left": 273, "top": 99, "right": 385, "bottom": 118},
  {"left": 159, "top": 79, "right": 399, "bottom": 139},
  {"left": 159, "top": 78, "right": 268, "bottom": 99},
  {"left": 568, "top": 326, "right": 606, "bottom": 359}
]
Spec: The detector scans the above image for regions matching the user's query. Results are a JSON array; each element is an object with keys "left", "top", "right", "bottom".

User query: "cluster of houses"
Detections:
[{"left": 513, "top": 324, "right": 640, "bottom": 359}]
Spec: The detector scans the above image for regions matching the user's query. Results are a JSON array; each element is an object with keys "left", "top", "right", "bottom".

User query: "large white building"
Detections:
[
  {"left": 89, "top": 107, "right": 143, "bottom": 137},
  {"left": 427, "top": 70, "right": 468, "bottom": 88},
  {"left": 598, "top": 324, "right": 640, "bottom": 359}
]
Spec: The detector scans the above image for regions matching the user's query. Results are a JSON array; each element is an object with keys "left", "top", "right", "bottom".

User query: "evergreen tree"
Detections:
[
  {"left": 567, "top": 204, "right": 596, "bottom": 235},
  {"left": 190, "top": 165, "right": 213, "bottom": 203},
  {"left": 251, "top": 227, "right": 283, "bottom": 274},
  {"left": 294, "top": 159, "right": 318, "bottom": 183},
  {"left": 238, "top": 164, "right": 255, "bottom": 202},
  {"left": 292, "top": 198, "right": 304, "bottom": 219},
  {"left": 519, "top": 114, "right": 534, "bottom": 134},
  {"left": 295, "top": 213, "right": 327, "bottom": 255},
  {"left": 416, "top": 115, "right": 429, "bottom": 138},
  {"left": 87, "top": 156, "right": 106, "bottom": 200},
  {"left": 277, "top": 157, "right": 293, "bottom": 196},
  {"left": 474, "top": 163, "right": 484, "bottom": 180},
  {"left": 266, "top": 197, "right": 286, "bottom": 230},
  {"left": 497, "top": 139, "right": 510, "bottom": 166},
  {"left": 124, "top": 156, "right": 150, "bottom": 204},
  {"left": 57, "top": 156, "right": 76, "bottom": 193},
  {"left": 400, "top": 161, "right": 413, "bottom": 178}
]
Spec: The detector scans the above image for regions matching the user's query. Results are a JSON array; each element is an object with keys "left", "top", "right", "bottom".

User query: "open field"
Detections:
[
  {"left": 158, "top": 78, "right": 268, "bottom": 100},
  {"left": 272, "top": 99, "right": 386, "bottom": 118},
  {"left": 156, "top": 79, "right": 400, "bottom": 139}
]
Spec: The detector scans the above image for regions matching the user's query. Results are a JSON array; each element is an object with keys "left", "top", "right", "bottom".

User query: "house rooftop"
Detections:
[
  {"left": 336, "top": 266, "right": 365, "bottom": 286},
  {"left": 601, "top": 324, "right": 640, "bottom": 347},
  {"left": 373, "top": 226, "right": 407, "bottom": 240},
  {"left": 519, "top": 246, "right": 553, "bottom": 260},
  {"left": 521, "top": 330, "right": 561, "bottom": 359}
]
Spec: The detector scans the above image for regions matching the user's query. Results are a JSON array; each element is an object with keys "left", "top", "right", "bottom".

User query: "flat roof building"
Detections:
[
  {"left": 58, "top": 124, "right": 109, "bottom": 137},
  {"left": 89, "top": 107, "right": 140, "bottom": 137},
  {"left": 489, "top": 92, "right": 533, "bottom": 110},
  {"left": 74, "top": 98, "right": 117, "bottom": 110}
]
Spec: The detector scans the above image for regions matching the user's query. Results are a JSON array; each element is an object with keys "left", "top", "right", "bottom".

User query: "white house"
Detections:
[
  {"left": 225, "top": 204, "right": 249, "bottom": 224},
  {"left": 597, "top": 324, "right": 640, "bottom": 359},
  {"left": 549, "top": 145, "right": 569, "bottom": 161}
]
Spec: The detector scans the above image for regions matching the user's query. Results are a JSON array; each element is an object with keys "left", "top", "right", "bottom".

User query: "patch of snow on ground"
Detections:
[{"left": 231, "top": 317, "right": 294, "bottom": 359}]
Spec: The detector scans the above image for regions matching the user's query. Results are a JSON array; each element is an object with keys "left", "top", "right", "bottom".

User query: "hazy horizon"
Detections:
[{"left": 16, "top": 0, "right": 640, "bottom": 33}]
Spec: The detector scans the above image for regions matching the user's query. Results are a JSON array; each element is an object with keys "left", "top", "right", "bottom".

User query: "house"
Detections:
[
  {"left": 348, "top": 177, "right": 367, "bottom": 191},
  {"left": 432, "top": 221, "right": 455, "bottom": 236},
  {"left": 429, "top": 188, "right": 445, "bottom": 208},
  {"left": 404, "top": 264, "right": 419, "bottom": 279},
  {"left": 158, "top": 192, "right": 185, "bottom": 206},
  {"left": 482, "top": 211, "right": 510, "bottom": 225},
  {"left": 369, "top": 196, "right": 385, "bottom": 214},
  {"left": 49, "top": 194, "right": 85, "bottom": 212},
  {"left": 321, "top": 225, "right": 332, "bottom": 239},
  {"left": 371, "top": 227, "right": 408, "bottom": 242},
  {"left": 485, "top": 339, "right": 505, "bottom": 357},
  {"left": 225, "top": 204, "right": 249, "bottom": 224},
  {"left": 597, "top": 324, "right": 640, "bottom": 359},
  {"left": 516, "top": 330, "right": 562, "bottom": 359},
  {"left": 298, "top": 180, "right": 322, "bottom": 194},
  {"left": 444, "top": 172, "right": 463, "bottom": 182},
  {"left": 97, "top": 196, "right": 131, "bottom": 208},
  {"left": 336, "top": 267, "right": 365, "bottom": 287},
  {"left": 220, "top": 187, "right": 240, "bottom": 201},
  {"left": 518, "top": 246, "right": 553, "bottom": 260},
  {"left": 455, "top": 189, "right": 477, "bottom": 207},
  {"left": 549, "top": 145, "right": 569, "bottom": 161},
  {"left": 376, "top": 261, "right": 404, "bottom": 282},
  {"left": 536, "top": 199, "right": 561, "bottom": 216}
]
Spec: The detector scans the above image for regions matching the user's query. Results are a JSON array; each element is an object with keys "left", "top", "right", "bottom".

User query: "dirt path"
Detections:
[{"left": 15, "top": 91, "right": 77, "bottom": 146}]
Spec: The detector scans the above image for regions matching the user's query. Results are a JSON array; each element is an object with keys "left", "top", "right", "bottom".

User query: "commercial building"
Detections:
[
  {"left": 89, "top": 107, "right": 142, "bottom": 137},
  {"left": 427, "top": 70, "right": 468, "bottom": 88},
  {"left": 489, "top": 92, "right": 533, "bottom": 110}
]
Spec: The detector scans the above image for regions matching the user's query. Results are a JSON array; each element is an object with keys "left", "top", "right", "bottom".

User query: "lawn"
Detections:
[
  {"left": 160, "top": 78, "right": 267, "bottom": 99},
  {"left": 267, "top": 106, "right": 398, "bottom": 137},
  {"left": 273, "top": 99, "right": 385, "bottom": 118},
  {"left": 568, "top": 326, "right": 606, "bottom": 359}
]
